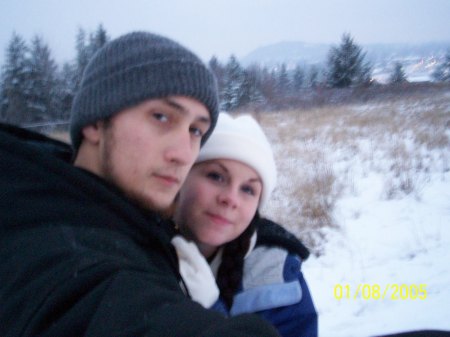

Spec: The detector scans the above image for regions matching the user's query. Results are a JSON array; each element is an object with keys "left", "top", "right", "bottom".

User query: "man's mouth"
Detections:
[{"left": 154, "top": 174, "right": 180, "bottom": 187}]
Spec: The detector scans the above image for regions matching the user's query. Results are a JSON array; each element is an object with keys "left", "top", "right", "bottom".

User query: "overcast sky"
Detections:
[{"left": 1, "top": 0, "right": 450, "bottom": 66}]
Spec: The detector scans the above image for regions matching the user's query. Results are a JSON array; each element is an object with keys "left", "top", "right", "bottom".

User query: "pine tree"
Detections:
[
  {"left": 74, "top": 28, "right": 90, "bottom": 92},
  {"left": 208, "top": 56, "right": 225, "bottom": 100},
  {"left": 357, "top": 59, "right": 373, "bottom": 86},
  {"left": 240, "top": 65, "right": 266, "bottom": 107},
  {"left": 292, "top": 65, "right": 305, "bottom": 90},
  {"left": 0, "top": 32, "right": 30, "bottom": 124},
  {"left": 276, "top": 63, "right": 290, "bottom": 94},
  {"left": 74, "top": 25, "right": 109, "bottom": 91},
  {"left": 389, "top": 61, "right": 408, "bottom": 84},
  {"left": 90, "top": 24, "right": 108, "bottom": 53},
  {"left": 307, "top": 65, "right": 320, "bottom": 88},
  {"left": 432, "top": 50, "right": 450, "bottom": 82},
  {"left": 55, "top": 62, "right": 77, "bottom": 122},
  {"left": 221, "top": 55, "right": 245, "bottom": 111},
  {"left": 27, "top": 36, "right": 59, "bottom": 122},
  {"left": 259, "top": 67, "right": 277, "bottom": 102},
  {"left": 326, "top": 33, "right": 371, "bottom": 88}
]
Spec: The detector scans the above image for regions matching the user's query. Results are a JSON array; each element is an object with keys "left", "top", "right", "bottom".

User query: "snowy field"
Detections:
[
  {"left": 258, "top": 89, "right": 450, "bottom": 337},
  {"left": 305, "top": 172, "right": 450, "bottom": 337}
]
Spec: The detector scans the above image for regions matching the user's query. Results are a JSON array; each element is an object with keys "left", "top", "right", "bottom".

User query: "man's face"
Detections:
[{"left": 94, "top": 96, "right": 211, "bottom": 212}]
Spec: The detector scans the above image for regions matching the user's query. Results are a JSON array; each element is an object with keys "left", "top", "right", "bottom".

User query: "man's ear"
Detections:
[{"left": 81, "top": 121, "right": 103, "bottom": 144}]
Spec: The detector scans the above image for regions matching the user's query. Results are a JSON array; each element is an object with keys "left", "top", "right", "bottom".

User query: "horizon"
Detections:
[
  {"left": 1, "top": 0, "right": 450, "bottom": 65},
  {"left": 1, "top": 32, "right": 449, "bottom": 69}
]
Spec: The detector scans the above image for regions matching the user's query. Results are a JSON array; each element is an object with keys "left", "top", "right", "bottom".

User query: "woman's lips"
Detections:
[{"left": 206, "top": 212, "right": 232, "bottom": 226}]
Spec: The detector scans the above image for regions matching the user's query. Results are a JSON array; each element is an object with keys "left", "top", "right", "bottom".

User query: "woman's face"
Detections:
[{"left": 175, "top": 159, "right": 262, "bottom": 258}]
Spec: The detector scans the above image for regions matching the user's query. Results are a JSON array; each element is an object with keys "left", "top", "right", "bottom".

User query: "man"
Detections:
[{"left": 0, "top": 32, "right": 279, "bottom": 337}]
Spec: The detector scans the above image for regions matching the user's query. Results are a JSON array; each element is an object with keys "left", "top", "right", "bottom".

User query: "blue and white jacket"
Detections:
[{"left": 212, "top": 218, "right": 318, "bottom": 337}]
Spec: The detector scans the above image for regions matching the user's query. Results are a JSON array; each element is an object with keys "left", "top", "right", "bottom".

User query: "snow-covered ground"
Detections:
[
  {"left": 259, "top": 92, "right": 450, "bottom": 337},
  {"left": 304, "top": 171, "right": 450, "bottom": 337}
]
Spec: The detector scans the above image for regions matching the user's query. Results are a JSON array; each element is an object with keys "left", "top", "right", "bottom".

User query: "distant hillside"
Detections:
[
  {"left": 241, "top": 41, "right": 330, "bottom": 67},
  {"left": 241, "top": 41, "right": 450, "bottom": 83}
]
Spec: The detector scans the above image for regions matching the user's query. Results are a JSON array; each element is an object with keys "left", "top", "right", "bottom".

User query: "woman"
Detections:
[{"left": 171, "top": 113, "right": 318, "bottom": 337}]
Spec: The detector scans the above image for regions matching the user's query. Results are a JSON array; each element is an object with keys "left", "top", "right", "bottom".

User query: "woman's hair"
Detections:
[{"left": 216, "top": 211, "right": 260, "bottom": 309}]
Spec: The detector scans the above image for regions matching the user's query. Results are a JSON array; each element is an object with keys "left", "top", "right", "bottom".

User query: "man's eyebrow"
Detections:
[
  {"left": 162, "top": 97, "right": 185, "bottom": 112},
  {"left": 162, "top": 97, "right": 211, "bottom": 125}
]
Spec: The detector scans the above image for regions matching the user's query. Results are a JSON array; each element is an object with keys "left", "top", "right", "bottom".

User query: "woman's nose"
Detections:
[{"left": 217, "top": 187, "right": 238, "bottom": 208}]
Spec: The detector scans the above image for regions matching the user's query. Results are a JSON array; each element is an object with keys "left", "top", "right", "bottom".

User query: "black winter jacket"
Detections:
[{"left": 0, "top": 123, "right": 279, "bottom": 337}]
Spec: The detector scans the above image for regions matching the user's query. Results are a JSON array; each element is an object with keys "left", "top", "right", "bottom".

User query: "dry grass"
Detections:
[{"left": 245, "top": 88, "right": 450, "bottom": 255}]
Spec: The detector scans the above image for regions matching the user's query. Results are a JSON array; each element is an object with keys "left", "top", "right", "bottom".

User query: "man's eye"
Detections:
[
  {"left": 190, "top": 122, "right": 208, "bottom": 138},
  {"left": 190, "top": 127, "right": 204, "bottom": 138},
  {"left": 153, "top": 112, "right": 168, "bottom": 122}
]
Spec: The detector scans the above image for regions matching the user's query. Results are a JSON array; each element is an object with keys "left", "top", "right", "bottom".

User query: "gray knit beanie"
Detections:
[{"left": 70, "top": 31, "right": 219, "bottom": 151}]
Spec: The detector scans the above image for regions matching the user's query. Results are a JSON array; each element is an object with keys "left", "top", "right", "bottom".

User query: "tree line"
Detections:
[
  {"left": 1, "top": 26, "right": 450, "bottom": 129},
  {"left": 0, "top": 25, "right": 108, "bottom": 127}
]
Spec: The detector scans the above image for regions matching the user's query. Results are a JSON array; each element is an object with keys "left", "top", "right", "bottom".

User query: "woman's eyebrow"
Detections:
[
  {"left": 205, "top": 162, "right": 261, "bottom": 184},
  {"left": 206, "top": 161, "right": 229, "bottom": 173}
]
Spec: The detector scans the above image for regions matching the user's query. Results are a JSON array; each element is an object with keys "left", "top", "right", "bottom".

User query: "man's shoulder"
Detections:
[
  {"left": 0, "top": 123, "right": 174, "bottom": 256},
  {"left": 0, "top": 122, "right": 73, "bottom": 164}
]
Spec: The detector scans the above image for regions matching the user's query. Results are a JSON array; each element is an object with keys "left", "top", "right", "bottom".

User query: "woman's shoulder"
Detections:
[
  {"left": 243, "top": 246, "right": 300, "bottom": 286},
  {"left": 256, "top": 217, "right": 310, "bottom": 260},
  {"left": 231, "top": 246, "right": 303, "bottom": 315}
]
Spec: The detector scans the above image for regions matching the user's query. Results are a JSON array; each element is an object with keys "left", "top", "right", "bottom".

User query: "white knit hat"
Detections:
[{"left": 196, "top": 113, "right": 277, "bottom": 209}]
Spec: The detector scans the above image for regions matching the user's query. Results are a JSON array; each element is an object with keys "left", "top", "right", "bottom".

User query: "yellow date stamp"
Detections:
[{"left": 334, "top": 284, "right": 427, "bottom": 300}]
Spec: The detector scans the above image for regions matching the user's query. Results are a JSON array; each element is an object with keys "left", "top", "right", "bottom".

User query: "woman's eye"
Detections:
[
  {"left": 242, "top": 185, "right": 255, "bottom": 196},
  {"left": 206, "top": 171, "right": 223, "bottom": 182}
]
